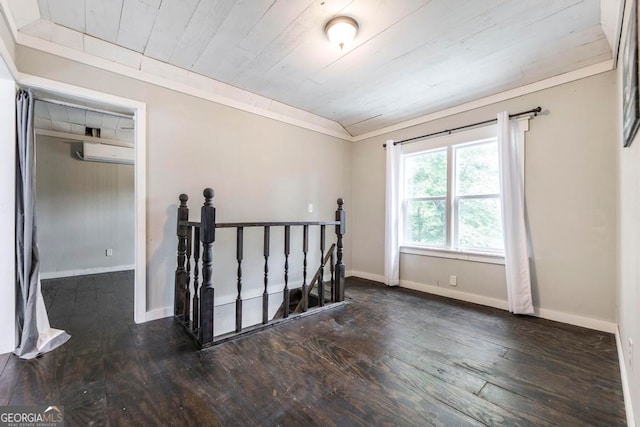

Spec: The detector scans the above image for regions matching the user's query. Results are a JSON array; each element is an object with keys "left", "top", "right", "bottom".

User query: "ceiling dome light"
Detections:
[{"left": 324, "top": 16, "right": 359, "bottom": 50}]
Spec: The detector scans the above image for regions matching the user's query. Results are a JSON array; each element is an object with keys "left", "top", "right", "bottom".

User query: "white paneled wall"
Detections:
[{"left": 35, "top": 135, "right": 135, "bottom": 277}]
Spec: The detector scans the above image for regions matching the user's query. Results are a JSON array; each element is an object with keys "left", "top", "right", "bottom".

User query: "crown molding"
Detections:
[
  {"left": 13, "top": 19, "right": 353, "bottom": 141},
  {"left": 352, "top": 60, "right": 614, "bottom": 142},
  {"left": 0, "top": 2, "right": 617, "bottom": 144},
  {"left": 0, "top": 0, "right": 17, "bottom": 78}
]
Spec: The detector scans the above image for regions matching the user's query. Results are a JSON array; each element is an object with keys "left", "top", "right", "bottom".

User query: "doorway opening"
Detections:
[{"left": 18, "top": 75, "right": 147, "bottom": 323}]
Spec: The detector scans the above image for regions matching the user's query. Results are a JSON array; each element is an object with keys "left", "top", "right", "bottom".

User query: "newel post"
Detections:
[
  {"left": 335, "top": 198, "right": 346, "bottom": 302},
  {"left": 174, "top": 194, "right": 189, "bottom": 318},
  {"left": 199, "top": 188, "right": 216, "bottom": 346}
]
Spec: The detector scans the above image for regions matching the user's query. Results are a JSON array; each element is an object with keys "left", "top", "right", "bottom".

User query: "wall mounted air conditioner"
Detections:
[{"left": 77, "top": 142, "right": 134, "bottom": 165}]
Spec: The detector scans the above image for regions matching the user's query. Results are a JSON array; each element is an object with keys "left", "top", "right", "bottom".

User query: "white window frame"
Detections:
[
  {"left": 400, "top": 124, "right": 506, "bottom": 264},
  {"left": 452, "top": 140, "right": 503, "bottom": 254},
  {"left": 402, "top": 147, "right": 448, "bottom": 249}
]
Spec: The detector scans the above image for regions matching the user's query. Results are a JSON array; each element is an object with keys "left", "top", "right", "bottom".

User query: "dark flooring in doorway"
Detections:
[{"left": 0, "top": 272, "right": 626, "bottom": 426}]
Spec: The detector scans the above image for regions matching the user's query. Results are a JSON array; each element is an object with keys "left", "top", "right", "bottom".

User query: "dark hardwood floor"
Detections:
[{"left": 0, "top": 272, "right": 626, "bottom": 426}]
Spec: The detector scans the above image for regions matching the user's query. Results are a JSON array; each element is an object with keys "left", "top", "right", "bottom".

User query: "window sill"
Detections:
[{"left": 400, "top": 246, "right": 505, "bottom": 265}]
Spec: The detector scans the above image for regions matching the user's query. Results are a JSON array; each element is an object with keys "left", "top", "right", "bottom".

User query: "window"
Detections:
[{"left": 402, "top": 131, "right": 504, "bottom": 255}]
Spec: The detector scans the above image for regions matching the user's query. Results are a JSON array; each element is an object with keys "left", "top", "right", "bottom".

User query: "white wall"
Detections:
[
  {"left": 17, "top": 46, "right": 352, "bottom": 318},
  {"left": 0, "top": 10, "right": 15, "bottom": 354},
  {"left": 35, "top": 135, "right": 134, "bottom": 277},
  {"left": 617, "top": 1, "right": 640, "bottom": 424},
  {"left": 352, "top": 70, "right": 618, "bottom": 328},
  {"left": 0, "top": 74, "right": 15, "bottom": 354}
]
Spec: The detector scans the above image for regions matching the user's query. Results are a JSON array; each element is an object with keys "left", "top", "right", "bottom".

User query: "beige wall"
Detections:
[
  {"left": 18, "top": 46, "right": 352, "bottom": 313},
  {"left": 14, "top": 37, "right": 618, "bottom": 340},
  {"left": 35, "top": 135, "right": 135, "bottom": 275},
  {"left": 618, "top": 0, "right": 640, "bottom": 422},
  {"left": 352, "top": 71, "right": 618, "bottom": 324}
]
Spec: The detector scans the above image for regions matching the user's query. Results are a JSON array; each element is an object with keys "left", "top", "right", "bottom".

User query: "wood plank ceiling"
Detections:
[
  {"left": 34, "top": 101, "right": 135, "bottom": 143},
  {"left": 19, "top": 0, "right": 613, "bottom": 136}
]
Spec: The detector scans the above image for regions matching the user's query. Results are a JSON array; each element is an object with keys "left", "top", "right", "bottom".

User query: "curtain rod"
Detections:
[
  {"left": 34, "top": 96, "right": 134, "bottom": 119},
  {"left": 382, "top": 106, "right": 542, "bottom": 148}
]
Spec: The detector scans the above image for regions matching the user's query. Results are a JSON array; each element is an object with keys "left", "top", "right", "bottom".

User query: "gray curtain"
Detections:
[{"left": 15, "top": 89, "right": 70, "bottom": 359}]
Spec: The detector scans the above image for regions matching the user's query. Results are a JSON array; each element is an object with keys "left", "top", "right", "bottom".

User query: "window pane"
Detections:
[
  {"left": 456, "top": 142, "right": 499, "bottom": 195},
  {"left": 458, "top": 198, "right": 503, "bottom": 251},
  {"left": 406, "top": 200, "right": 446, "bottom": 246},
  {"left": 404, "top": 149, "right": 447, "bottom": 197}
]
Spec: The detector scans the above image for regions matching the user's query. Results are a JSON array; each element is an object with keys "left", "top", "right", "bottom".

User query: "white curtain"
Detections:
[
  {"left": 15, "top": 89, "right": 70, "bottom": 359},
  {"left": 384, "top": 140, "right": 400, "bottom": 286},
  {"left": 497, "top": 112, "right": 534, "bottom": 314}
]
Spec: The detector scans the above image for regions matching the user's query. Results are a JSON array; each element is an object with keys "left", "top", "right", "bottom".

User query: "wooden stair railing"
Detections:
[
  {"left": 303, "top": 243, "right": 336, "bottom": 311},
  {"left": 273, "top": 243, "right": 336, "bottom": 319},
  {"left": 174, "top": 189, "right": 346, "bottom": 348}
]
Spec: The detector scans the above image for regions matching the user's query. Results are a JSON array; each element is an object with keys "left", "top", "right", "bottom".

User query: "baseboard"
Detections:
[
  {"left": 349, "top": 270, "right": 386, "bottom": 284},
  {"left": 535, "top": 307, "right": 616, "bottom": 333},
  {"left": 41, "top": 264, "right": 135, "bottom": 279},
  {"left": 145, "top": 306, "right": 173, "bottom": 322},
  {"left": 399, "top": 279, "right": 616, "bottom": 333},
  {"left": 349, "top": 271, "right": 616, "bottom": 333},
  {"left": 400, "top": 279, "right": 510, "bottom": 311},
  {"left": 616, "top": 327, "right": 636, "bottom": 427}
]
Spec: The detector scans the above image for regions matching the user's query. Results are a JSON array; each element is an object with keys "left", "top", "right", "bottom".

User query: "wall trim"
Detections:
[
  {"left": 535, "top": 306, "right": 616, "bottom": 333},
  {"left": 145, "top": 306, "right": 173, "bottom": 322},
  {"left": 14, "top": 29, "right": 352, "bottom": 141},
  {"left": 0, "top": 37, "right": 16, "bottom": 79},
  {"left": 400, "top": 279, "right": 616, "bottom": 333},
  {"left": 616, "top": 326, "right": 636, "bottom": 427},
  {"left": 0, "top": 77, "right": 15, "bottom": 355},
  {"left": 400, "top": 279, "right": 510, "bottom": 311},
  {"left": 0, "top": 1, "right": 617, "bottom": 144},
  {"left": 41, "top": 264, "right": 134, "bottom": 280},
  {"left": 17, "top": 73, "right": 148, "bottom": 325},
  {"left": 349, "top": 270, "right": 386, "bottom": 284},
  {"left": 349, "top": 272, "right": 617, "bottom": 333},
  {"left": 352, "top": 60, "right": 614, "bottom": 142},
  {"left": 0, "top": 0, "right": 17, "bottom": 78}
]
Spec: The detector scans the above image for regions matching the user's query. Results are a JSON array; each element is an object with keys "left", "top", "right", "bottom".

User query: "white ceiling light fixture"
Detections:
[{"left": 324, "top": 16, "right": 359, "bottom": 50}]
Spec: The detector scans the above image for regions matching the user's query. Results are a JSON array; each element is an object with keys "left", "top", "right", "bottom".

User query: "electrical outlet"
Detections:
[
  {"left": 449, "top": 275, "right": 457, "bottom": 286},
  {"left": 629, "top": 338, "right": 634, "bottom": 366},
  {"left": 106, "top": 248, "right": 113, "bottom": 256},
  {"left": 308, "top": 203, "right": 313, "bottom": 213}
]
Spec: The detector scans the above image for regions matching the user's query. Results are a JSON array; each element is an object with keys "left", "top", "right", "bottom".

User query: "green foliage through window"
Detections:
[
  {"left": 404, "top": 149, "right": 447, "bottom": 197},
  {"left": 402, "top": 139, "right": 504, "bottom": 253},
  {"left": 407, "top": 199, "right": 446, "bottom": 246}
]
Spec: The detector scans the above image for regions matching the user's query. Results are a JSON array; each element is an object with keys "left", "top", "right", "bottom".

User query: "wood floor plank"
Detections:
[
  {"left": 478, "top": 382, "right": 605, "bottom": 427},
  {"left": 385, "top": 320, "right": 625, "bottom": 425},
  {"left": 0, "top": 355, "right": 19, "bottom": 405},
  {"left": 503, "top": 347, "right": 624, "bottom": 402},
  {"left": 0, "top": 352, "right": 9, "bottom": 376},
  {"left": 366, "top": 279, "right": 619, "bottom": 369},
  {"left": 329, "top": 358, "right": 484, "bottom": 427},
  {"left": 60, "top": 380, "right": 109, "bottom": 427},
  {"left": 0, "top": 274, "right": 625, "bottom": 426},
  {"left": 354, "top": 355, "right": 541, "bottom": 426}
]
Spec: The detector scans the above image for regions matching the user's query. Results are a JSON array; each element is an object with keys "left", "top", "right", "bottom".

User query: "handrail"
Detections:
[
  {"left": 180, "top": 220, "right": 340, "bottom": 228},
  {"left": 174, "top": 189, "right": 346, "bottom": 348},
  {"left": 293, "top": 243, "right": 336, "bottom": 313}
]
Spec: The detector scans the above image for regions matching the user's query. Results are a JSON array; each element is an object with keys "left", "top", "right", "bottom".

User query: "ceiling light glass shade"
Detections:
[{"left": 325, "top": 16, "right": 359, "bottom": 49}]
